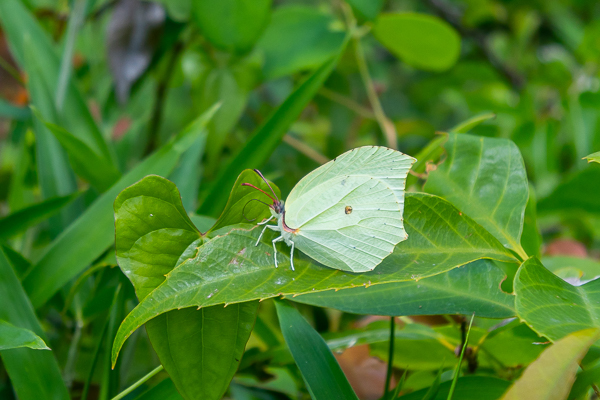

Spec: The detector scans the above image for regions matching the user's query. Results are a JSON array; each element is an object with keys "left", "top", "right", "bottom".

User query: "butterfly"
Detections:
[{"left": 242, "top": 146, "right": 416, "bottom": 272}]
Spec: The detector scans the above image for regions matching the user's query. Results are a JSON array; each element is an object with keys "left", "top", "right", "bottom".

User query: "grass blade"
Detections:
[{"left": 275, "top": 300, "right": 359, "bottom": 400}]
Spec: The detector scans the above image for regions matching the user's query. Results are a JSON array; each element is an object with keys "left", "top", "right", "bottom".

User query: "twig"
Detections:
[
  {"left": 110, "top": 365, "right": 164, "bottom": 400},
  {"left": 283, "top": 134, "right": 330, "bottom": 165},
  {"left": 353, "top": 37, "right": 398, "bottom": 149},
  {"left": 384, "top": 316, "right": 396, "bottom": 398},
  {"left": 0, "top": 56, "right": 24, "bottom": 85},
  {"left": 318, "top": 87, "right": 376, "bottom": 120},
  {"left": 425, "top": 0, "right": 525, "bottom": 90}
]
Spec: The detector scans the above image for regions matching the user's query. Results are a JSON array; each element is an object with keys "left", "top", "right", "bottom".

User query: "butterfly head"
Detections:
[{"left": 241, "top": 169, "right": 284, "bottom": 216}]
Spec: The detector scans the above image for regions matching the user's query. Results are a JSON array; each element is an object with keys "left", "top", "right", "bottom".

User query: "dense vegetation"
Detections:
[{"left": 2, "top": 0, "right": 600, "bottom": 399}]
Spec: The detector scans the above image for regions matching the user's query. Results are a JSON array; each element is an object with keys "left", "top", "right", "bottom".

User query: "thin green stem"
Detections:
[
  {"left": 0, "top": 56, "right": 24, "bottom": 85},
  {"left": 384, "top": 316, "right": 396, "bottom": 398},
  {"left": 318, "top": 87, "right": 376, "bottom": 120},
  {"left": 110, "top": 365, "right": 164, "bottom": 400},
  {"left": 353, "top": 37, "right": 397, "bottom": 149},
  {"left": 447, "top": 314, "right": 475, "bottom": 400},
  {"left": 283, "top": 134, "right": 330, "bottom": 165}
]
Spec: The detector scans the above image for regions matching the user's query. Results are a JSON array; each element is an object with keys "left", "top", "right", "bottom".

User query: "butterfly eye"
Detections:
[{"left": 345, "top": 206, "right": 353, "bottom": 215}]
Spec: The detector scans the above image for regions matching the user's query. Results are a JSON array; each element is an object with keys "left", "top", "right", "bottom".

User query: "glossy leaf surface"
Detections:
[
  {"left": 290, "top": 260, "right": 515, "bottom": 318},
  {"left": 425, "top": 133, "right": 529, "bottom": 256}
]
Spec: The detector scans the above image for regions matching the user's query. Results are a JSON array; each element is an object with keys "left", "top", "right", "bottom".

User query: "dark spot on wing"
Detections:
[{"left": 345, "top": 206, "right": 353, "bottom": 214}]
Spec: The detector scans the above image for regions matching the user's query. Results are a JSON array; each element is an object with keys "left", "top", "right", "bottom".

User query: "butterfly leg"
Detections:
[
  {"left": 272, "top": 236, "right": 284, "bottom": 268},
  {"left": 256, "top": 223, "right": 279, "bottom": 246},
  {"left": 289, "top": 240, "right": 295, "bottom": 271}
]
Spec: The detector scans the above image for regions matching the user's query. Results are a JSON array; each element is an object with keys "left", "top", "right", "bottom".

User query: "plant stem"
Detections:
[
  {"left": 384, "top": 316, "right": 396, "bottom": 398},
  {"left": 318, "top": 87, "right": 376, "bottom": 120},
  {"left": 353, "top": 37, "right": 397, "bottom": 149},
  {"left": 0, "top": 56, "right": 24, "bottom": 85},
  {"left": 283, "top": 134, "right": 330, "bottom": 164},
  {"left": 110, "top": 365, "right": 164, "bottom": 400},
  {"left": 447, "top": 314, "right": 475, "bottom": 400}
]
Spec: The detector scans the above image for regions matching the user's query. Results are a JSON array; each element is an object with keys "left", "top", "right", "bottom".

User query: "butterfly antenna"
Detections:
[
  {"left": 242, "top": 198, "right": 271, "bottom": 221},
  {"left": 241, "top": 183, "right": 276, "bottom": 202},
  {"left": 253, "top": 169, "right": 279, "bottom": 202}
]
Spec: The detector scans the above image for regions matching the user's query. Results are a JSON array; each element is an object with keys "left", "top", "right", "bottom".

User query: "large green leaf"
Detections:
[
  {"left": 256, "top": 6, "right": 346, "bottom": 79},
  {"left": 0, "top": 320, "right": 49, "bottom": 351},
  {"left": 289, "top": 260, "right": 515, "bottom": 318},
  {"left": 424, "top": 133, "right": 529, "bottom": 258},
  {"left": 515, "top": 258, "right": 600, "bottom": 342},
  {"left": 0, "top": 192, "right": 81, "bottom": 241},
  {"left": 372, "top": 13, "right": 461, "bottom": 71},
  {"left": 275, "top": 300, "right": 359, "bottom": 400},
  {"left": 0, "top": 248, "right": 69, "bottom": 400},
  {"left": 501, "top": 328, "right": 600, "bottom": 400},
  {"left": 115, "top": 174, "right": 261, "bottom": 400},
  {"left": 113, "top": 191, "right": 517, "bottom": 364},
  {"left": 22, "top": 106, "right": 218, "bottom": 308},
  {"left": 198, "top": 45, "right": 346, "bottom": 216},
  {"left": 538, "top": 167, "right": 600, "bottom": 214},
  {"left": 192, "top": 0, "right": 271, "bottom": 52}
]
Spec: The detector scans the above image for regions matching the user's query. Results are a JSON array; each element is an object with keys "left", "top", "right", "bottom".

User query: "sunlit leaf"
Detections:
[
  {"left": 0, "top": 320, "right": 49, "bottom": 351},
  {"left": 501, "top": 328, "right": 600, "bottom": 400},
  {"left": 425, "top": 133, "right": 529, "bottom": 257}
]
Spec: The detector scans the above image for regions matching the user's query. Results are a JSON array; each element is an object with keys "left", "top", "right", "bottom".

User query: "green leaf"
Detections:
[
  {"left": 397, "top": 376, "right": 511, "bottom": 400},
  {"left": 256, "top": 6, "right": 346, "bottom": 79},
  {"left": 345, "top": 0, "right": 385, "bottom": 20},
  {"left": 169, "top": 134, "right": 206, "bottom": 211},
  {"left": 1, "top": 245, "right": 32, "bottom": 280},
  {"left": 34, "top": 111, "right": 122, "bottom": 192},
  {"left": 515, "top": 257, "right": 600, "bottom": 342},
  {"left": 424, "top": 133, "right": 529, "bottom": 258},
  {"left": 501, "top": 328, "right": 600, "bottom": 400},
  {"left": 538, "top": 167, "right": 600, "bottom": 214},
  {"left": 290, "top": 260, "right": 515, "bottom": 318},
  {"left": 198, "top": 45, "right": 346, "bottom": 217},
  {"left": 0, "top": 248, "right": 69, "bottom": 400},
  {"left": 22, "top": 105, "right": 218, "bottom": 308},
  {"left": 275, "top": 300, "right": 359, "bottom": 400},
  {"left": 207, "top": 169, "right": 281, "bottom": 235},
  {"left": 0, "top": 320, "right": 50, "bottom": 351},
  {"left": 115, "top": 174, "right": 259, "bottom": 400},
  {"left": 372, "top": 13, "right": 461, "bottom": 71},
  {"left": 192, "top": 0, "right": 271, "bottom": 52},
  {"left": 23, "top": 34, "right": 80, "bottom": 234},
  {"left": 112, "top": 192, "right": 517, "bottom": 364},
  {"left": 584, "top": 151, "right": 600, "bottom": 164},
  {"left": 0, "top": 192, "right": 81, "bottom": 241}
]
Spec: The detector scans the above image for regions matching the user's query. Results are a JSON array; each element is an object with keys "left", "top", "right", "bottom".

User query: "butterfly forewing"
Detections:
[{"left": 284, "top": 146, "right": 416, "bottom": 272}]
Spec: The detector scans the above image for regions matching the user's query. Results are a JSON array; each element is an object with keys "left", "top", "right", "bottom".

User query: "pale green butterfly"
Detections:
[{"left": 242, "top": 146, "right": 416, "bottom": 272}]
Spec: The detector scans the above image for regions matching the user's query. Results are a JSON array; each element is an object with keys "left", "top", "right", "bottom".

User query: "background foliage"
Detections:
[{"left": 2, "top": 0, "right": 600, "bottom": 399}]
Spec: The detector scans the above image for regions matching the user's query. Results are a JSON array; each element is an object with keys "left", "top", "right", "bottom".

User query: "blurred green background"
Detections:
[{"left": 2, "top": 0, "right": 600, "bottom": 398}]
